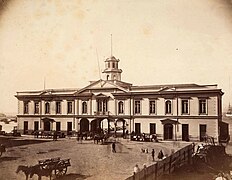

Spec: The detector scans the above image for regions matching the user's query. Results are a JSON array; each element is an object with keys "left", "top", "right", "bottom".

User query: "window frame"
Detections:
[
  {"left": 118, "top": 101, "right": 124, "bottom": 114},
  {"left": 97, "top": 99, "right": 108, "bottom": 113},
  {"left": 165, "top": 100, "right": 172, "bottom": 114},
  {"left": 82, "top": 101, "right": 87, "bottom": 114},
  {"left": 134, "top": 100, "right": 141, "bottom": 114},
  {"left": 23, "top": 101, "right": 29, "bottom": 114},
  {"left": 34, "top": 101, "right": 39, "bottom": 114},
  {"left": 181, "top": 99, "right": 189, "bottom": 115},
  {"left": 67, "top": 101, "right": 73, "bottom": 114},
  {"left": 149, "top": 100, "right": 156, "bottom": 114},
  {"left": 199, "top": 99, "right": 207, "bottom": 115},
  {"left": 45, "top": 102, "right": 50, "bottom": 114},
  {"left": 56, "top": 101, "right": 61, "bottom": 114}
]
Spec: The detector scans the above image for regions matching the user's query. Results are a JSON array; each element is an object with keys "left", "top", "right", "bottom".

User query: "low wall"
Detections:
[{"left": 125, "top": 144, "right": 194, "bottom": 180}]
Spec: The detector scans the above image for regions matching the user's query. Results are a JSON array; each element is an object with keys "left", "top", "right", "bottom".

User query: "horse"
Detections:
[
  {"left": 16, "top": 165, "right": 31, "bottom": 180},
  {"left": 93, "top": 133, "right": 108, "bottom": 144},
  {"left": 0, "top": 144, "right": 6, "bottom": 157},
  {"left": 29, "top": 164, "right": 53, "bottom": 180}
]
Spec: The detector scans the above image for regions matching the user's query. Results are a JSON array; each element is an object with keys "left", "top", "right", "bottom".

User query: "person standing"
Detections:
[
  {"left": 53, "top": 131, "right": 57, "bottom": 141},
  {"left": 158, "top": 150, "right": 164, "bottom": 160},
  {"left": 112, "top": 142, "right": 116, "bottom": 153},
  {"left": 134, "top": 164, "right": 140, "bottom": 174},
  {"left": 152, "top": 149, "right": 155, "bottom": 161}
]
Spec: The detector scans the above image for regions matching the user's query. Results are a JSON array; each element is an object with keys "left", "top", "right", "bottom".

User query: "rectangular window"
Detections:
[
  {"left": 135, "top": 100, "right": 141, "bottom": 114},
  {"left": 34, "top": 102, "right": 39, "bottom": 114},
  {"left": 149, "top": 101, "right": 156, "bottom": 114},
  {"left": 181, "top": 100, "right": 189, "bottom": 114},
  {"left": 67, "top": 101, "right": 73, "bottom": 114},
  {"left": 24, "top": 101, "right": 29, "bottom": 114},
  {"left": 56, "top": 101, "right": 61, "bottom": 114},
  {"left": 97, "top": 99, "right": 108, "bottom": 113},
  {"left": 199, "top": 99, "right": 207, "bottom": 114}
]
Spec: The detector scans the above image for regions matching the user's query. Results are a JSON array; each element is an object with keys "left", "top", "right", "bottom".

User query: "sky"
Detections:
[{"left": 0, "top": 0, "right": 232, "bottom": 114}]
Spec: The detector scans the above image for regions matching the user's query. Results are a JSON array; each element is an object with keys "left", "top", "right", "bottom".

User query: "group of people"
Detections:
[
  {"left": 134, "top": 149, "right": 165, "bottom": 174},
  {"left": 152, "top": 149, "right": 165, "bottom": 161}
]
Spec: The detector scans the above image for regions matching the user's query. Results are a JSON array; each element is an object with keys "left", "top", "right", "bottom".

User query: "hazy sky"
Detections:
[{"left": 0, "top": 0, "right": 232, "bottom": 114}]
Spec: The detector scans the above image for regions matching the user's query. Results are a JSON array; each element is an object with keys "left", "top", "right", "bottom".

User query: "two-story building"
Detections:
[{"left": 15, "top": 55, "right": 226, "bottom": 142}]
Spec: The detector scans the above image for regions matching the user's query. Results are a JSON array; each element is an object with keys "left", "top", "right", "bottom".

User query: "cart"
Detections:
[{"left": 38, "top": 157, "right": 71, "bottom": 178}]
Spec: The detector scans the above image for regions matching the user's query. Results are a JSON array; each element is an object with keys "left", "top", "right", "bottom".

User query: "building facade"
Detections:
[{"left": 15, "top": 55, "right": 225, "bottom": 142}]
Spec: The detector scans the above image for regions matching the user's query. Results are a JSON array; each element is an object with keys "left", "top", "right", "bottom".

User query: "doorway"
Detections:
[
  {"left": 164, "top": 123, "right": 173, "bottom": 140},
  {"left": 80, "top": 118, "right": 89, "bottom": 133},
  {"left": 67, "top": 122, "right": 72, "bottom": 135},
  {"left": 200, "top": 124, "right": 207, "bottom": 141},
  {"left": 56, "top": 122, "right": 61, "bottom": 131},
  {"left": 182, "top": 124, "right": 189, "bottom": 141},
  {"left": 150, "top": 123, "right": 156, "bottom": 134},
  {"left": 135, "top": 123, "right": 141, "bottom": 135},
  {"left": 24, "top": 121, "right": 28, "bottom": 134},
  {"left": 34, "top": 121, "right": 39, "bottom": 131},
  {"left": 44, "top": 121, "right": 51, "bottom": 131}
]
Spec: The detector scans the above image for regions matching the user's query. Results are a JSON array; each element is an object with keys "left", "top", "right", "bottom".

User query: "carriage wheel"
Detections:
[{"left": 55, "top": 167, "right": 67, "bottom": 177}]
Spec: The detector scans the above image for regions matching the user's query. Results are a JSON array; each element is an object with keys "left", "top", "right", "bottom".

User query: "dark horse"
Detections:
[
  {"left": 93, "top": 133, "right": 108, "bottom": 144},
  {"left": 29, "top": 164, "right": 53, "bottom": 180},
  {"left": 16, "top": 165, "right": 31, "bottom": 180}
]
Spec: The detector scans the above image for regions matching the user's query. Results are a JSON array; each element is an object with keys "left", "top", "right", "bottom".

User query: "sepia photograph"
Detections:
[{"left": 0, "top": 0, "right": 232, "bottom": 179}]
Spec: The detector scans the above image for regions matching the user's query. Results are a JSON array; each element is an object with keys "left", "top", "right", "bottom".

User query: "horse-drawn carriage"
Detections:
[
  {"left": 38, "top": 157, "right": 71, "bottom": 177},
  {"left": 16, "top": 157, "right": 71, "bottom": 180}
]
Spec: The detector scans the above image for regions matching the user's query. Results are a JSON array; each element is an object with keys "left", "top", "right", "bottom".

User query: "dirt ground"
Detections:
[{"left": 0, "top": 135, "right": 189, "bottom": 180}]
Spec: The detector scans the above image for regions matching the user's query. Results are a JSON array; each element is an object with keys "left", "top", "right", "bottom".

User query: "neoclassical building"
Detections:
[{"left": 15, "top": 55, "right": 226, "bottom": 142}]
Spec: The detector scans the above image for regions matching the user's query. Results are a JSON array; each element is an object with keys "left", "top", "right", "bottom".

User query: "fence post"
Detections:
[
  {"left": 154, "top": 163, "right": 158, "bottom": 180},
  {"left": 169, "top": 155, "right": 172, "bottom": 174}
]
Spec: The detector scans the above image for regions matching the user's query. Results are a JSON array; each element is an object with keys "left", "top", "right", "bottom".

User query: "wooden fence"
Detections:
[{"left": 125, "top": 144, "right": 194, "bottom": 180}]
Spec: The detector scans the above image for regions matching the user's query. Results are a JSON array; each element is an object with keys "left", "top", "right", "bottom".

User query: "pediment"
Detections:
[
  {"left": 77, "top": 79, "right": 129, "bottom": 94},
  {"left": 158, "top": 87, "right": 176, "bottom": 92}
]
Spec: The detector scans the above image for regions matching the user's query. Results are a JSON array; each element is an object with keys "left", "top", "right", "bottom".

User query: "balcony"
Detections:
[{"left": 94, "top": 111, "right": 110, "bottom": 116}]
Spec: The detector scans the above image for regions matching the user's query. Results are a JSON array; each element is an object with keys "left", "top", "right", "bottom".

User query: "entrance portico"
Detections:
[{"left": 161, "top": 119, "right": 179, "bottom": 140}]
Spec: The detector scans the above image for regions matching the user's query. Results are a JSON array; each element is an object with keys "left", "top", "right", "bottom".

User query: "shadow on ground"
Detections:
[
  {"left": 54, "top": 173, "right": 91, "bottom": 180},
  {"left": 0, "top": 156, "right": 20, "bottom": 162},
  {"left": 0, "top": 136, "right": 50, "bottom": 147}
]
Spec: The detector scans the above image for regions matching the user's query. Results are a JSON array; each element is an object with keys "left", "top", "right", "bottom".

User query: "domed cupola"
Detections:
[{"left": 102, "top": 55, "right": 122, "bottom": 81}]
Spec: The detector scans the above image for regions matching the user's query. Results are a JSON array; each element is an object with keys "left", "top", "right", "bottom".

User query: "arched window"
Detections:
[
  {"left": 165, "top": 100, "right": 172, "bottom": 114},
  {"left": 82, "top": 101, "right": 87, "bottom": 114},
  {"left": 45, "top": 102, "right": 50, "bottom": 114},
  {"left": 107, "top": 75, "right": 109, "bottom": 80},
  {"left": 118, "top": 101, "right": 124, "bottom": 114}
]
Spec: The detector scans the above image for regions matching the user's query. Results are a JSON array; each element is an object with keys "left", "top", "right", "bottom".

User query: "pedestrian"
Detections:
[
  {"left": 151, "top": 149, "right": 155, "bottom": 161},
  {"left": 112, "top": 142, "right": 116, "bottom": 153},
  {"left": 158, "top": 150, "right": 164, "bottom": 160},
  {"left": 134, "top": 164, "right": 140, "bottom": 174},
  {"left": 76, "top": 134, "right": 80, "bottom": 142},
  {"left": 53, "top": 131, "right": 57, "bottom": 141}
]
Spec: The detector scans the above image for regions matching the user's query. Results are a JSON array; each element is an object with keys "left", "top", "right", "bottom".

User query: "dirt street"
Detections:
[{"left": 0, "top": 136, "right": 189, "bottom": 180}]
